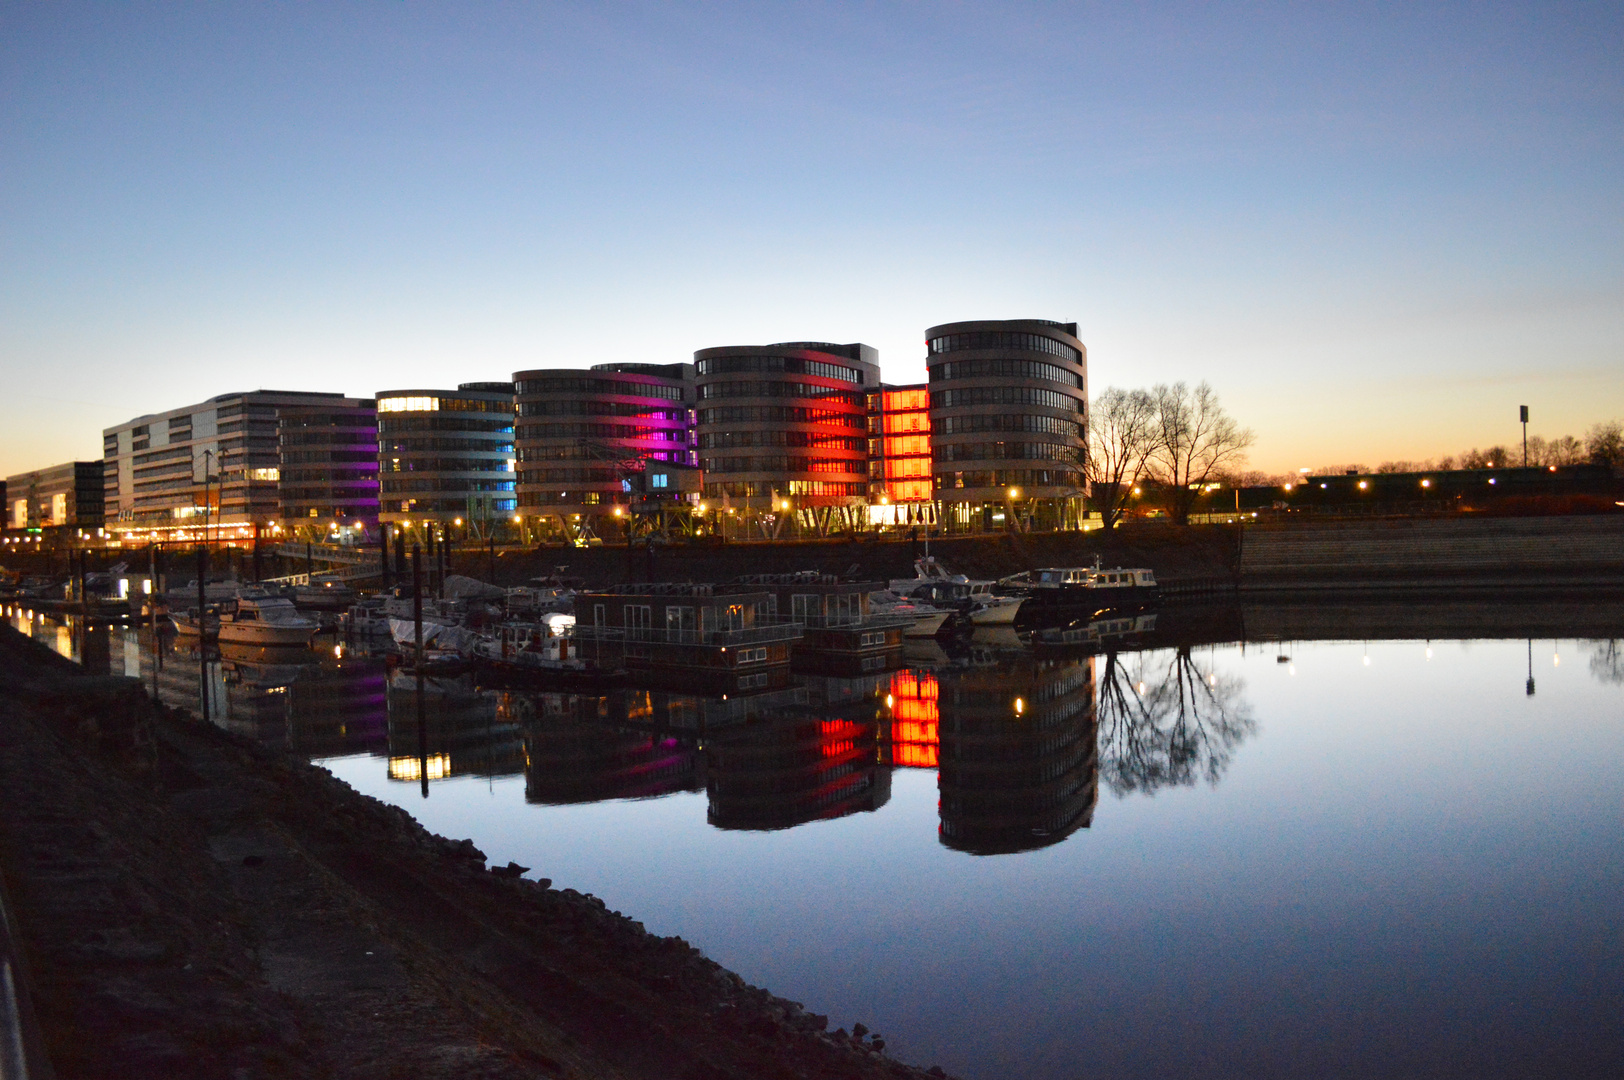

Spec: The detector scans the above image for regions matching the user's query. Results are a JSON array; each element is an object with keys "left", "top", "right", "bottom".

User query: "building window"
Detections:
[{"left": 378, "top": 396, "right": 440, "bottom": 412}]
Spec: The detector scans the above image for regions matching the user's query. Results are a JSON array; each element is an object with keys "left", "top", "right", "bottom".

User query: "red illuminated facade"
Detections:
[{"left": 886, "top": 669, "right": 940, "bottom": 769}]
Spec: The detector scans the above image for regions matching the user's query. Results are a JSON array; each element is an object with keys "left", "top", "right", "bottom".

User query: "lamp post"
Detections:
[{"left": 1520, "top": 405, "right": 1529, "bottom": 467}]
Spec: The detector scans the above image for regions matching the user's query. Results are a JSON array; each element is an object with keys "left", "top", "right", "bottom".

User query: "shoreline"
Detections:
[{"left": 0, "top": 623, "right": 956, "bottom": 1080}]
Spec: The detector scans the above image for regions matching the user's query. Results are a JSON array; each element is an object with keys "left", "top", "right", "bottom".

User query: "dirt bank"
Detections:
[{"left": 0, "top": 624, "right": 959, "bottom": 1080}]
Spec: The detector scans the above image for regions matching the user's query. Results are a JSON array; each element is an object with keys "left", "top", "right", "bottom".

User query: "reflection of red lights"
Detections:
[
  {"left": 820, "top": 719, "right": 865, "bottom": 761},
  {"left": 887, "top": 670, "right": 939, "bottom": 768},
  {"left": 894, "top": 744, "right": 938, "bottom": 768}
]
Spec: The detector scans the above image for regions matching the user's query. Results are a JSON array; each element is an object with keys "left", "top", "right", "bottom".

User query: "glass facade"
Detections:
[
  {"left": 694, "top": 343, "right": 878, "bottom": 519},
  {"left": 512, "top": 363, "right": 694, "bottom": 540},
  {"left": 925, "top": 320, "right": 1088, "bottom": 527},
  {"left": 277, "top": 402, "right": 380, "bottom": 539},
  {"left": 867, "top": 385, "right": 935, "bottom": 508},
  {"left": 102, "top": 390, "right": 369, "bottom": 544},
  {"left": 377, "top": 383, "right": 515, "bottom": 534}
]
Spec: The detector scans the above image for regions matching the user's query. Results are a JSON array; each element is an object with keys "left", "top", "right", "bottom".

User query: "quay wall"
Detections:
[{"left": 1238, "top": 514, "right": 1624, "bottom": 592}]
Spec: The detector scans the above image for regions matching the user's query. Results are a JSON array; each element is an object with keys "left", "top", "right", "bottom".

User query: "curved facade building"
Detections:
[
  {"left": 376, "top": 382, "right": 515, "bottom": 539},
  {"left": 695, "top": 342, "right": 877, "bottom": 530},
  {"left": 512, "top": 363, "right": 694, "bottom": 539},
  {"left": 925, "top": 319, "right": 1087, "bottom": 531}
]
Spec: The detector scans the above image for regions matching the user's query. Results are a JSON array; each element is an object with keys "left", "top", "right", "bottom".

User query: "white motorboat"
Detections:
[
  {"left": 171, "top": 595, "right": 320, "bottom": 647},
  {"left": 891, "top": 557, "right": 1024, "bottom": 626},
  {"left": 470, "top": 614, "right": 595, "bottom": 673},
  {"left": 866, "top": 590, "right": 953, "bottom": 637},
  {"left": 219, "top": 596, "right": 320, "bottom": 646},
  {"left": 344, "top": 596, "right": 393, "bottom": 635}
]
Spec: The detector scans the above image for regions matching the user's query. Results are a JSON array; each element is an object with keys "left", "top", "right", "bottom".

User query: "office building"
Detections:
[
  {"left": 103, "top": 390, "right": 370, "bottom": 544},
  {"left": 513, "top": 363, "right": 694, "bottom": 541},
  {"left": 376, "top": 382, "right": 515, "bottom": 539},
  {"left": 277, "top": 400, "right": 380, "bottom": 542},
  {"left": 694, "top": 341, "right": 878, "bottom": 534},
  {"left": 5, "top": 461, "right": 105, "bottom": 535},
  {"left": 926, "top": 319, "right": 1088, "bottom": 531}
]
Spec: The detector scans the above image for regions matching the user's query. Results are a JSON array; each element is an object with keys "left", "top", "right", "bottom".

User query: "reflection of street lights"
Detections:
[{"left": 1005, "top": 486, "right": 1021, "bottom": 531}]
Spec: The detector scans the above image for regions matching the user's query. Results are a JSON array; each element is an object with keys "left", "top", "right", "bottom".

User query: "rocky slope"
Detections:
[{"left": 0, "top": 624, "right": 957, "bottom": 1080}]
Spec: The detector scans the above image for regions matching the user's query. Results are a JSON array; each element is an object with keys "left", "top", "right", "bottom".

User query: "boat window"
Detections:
[{"left": 665, "top": 605, "right": 696, "bottom": 636}]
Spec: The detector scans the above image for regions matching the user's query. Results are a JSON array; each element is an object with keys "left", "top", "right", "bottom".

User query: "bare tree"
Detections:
[
  {"left": 1095, "top": 647, "right": 1256, "bottom": 795},
  {"left": 1148, "top": 382, "right": 1255, "bottom": 525},
  {"left": 1085, "top": 387, "right": 1157, "bottom": 530},
  {"left": 1587, "top": 421, "right": 1623, "bottom": 468},
  {"left": 1544, "top": 434, "right": 1587, "bottom": 466}
]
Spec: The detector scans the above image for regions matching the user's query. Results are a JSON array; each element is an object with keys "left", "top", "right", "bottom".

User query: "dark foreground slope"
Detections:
[{"left": 0, "top": 625, "right": 953, "bottom": 1080}]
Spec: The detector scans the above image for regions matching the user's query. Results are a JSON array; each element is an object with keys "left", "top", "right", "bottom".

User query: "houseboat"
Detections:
[
  {"left": 721, "top": 573, "right": 912, "bottom": 676},
  {"left": 571, "top": 583, "right": 804, "bottom": 694}
]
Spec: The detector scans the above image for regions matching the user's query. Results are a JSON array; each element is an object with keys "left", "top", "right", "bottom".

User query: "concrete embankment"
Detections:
[
  {"left": 1238, "top": 514, "right": 1624, "bottom": 593},
  {"left": 0, "top": 625, "right": 956, "bottom": 1080},
  {"left": 485, "top": 526, "right": 1241, "bottom": 593}
]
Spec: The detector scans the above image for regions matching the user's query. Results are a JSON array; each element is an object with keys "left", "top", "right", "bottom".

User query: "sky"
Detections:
[{"left": 2, "top": 2, "right": 1621, "bottom": 476}]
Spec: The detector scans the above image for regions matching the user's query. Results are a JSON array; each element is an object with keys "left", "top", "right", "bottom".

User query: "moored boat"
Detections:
[
  {"left": 1002, "top": 559, "right": 1159, "bottom": 625},
  {"left": 171, "top": 594, "right": 321, "bottom": 646}
]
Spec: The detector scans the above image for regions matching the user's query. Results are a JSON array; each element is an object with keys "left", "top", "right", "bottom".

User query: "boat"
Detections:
[
  {"left": 468, "top": 614, "right": 624, "bottom": 686},
  {"left": 344, "top": 595, "right": 393, "bottom": 636},
  {"left": 1001, "top": 558, "right": 1159, "bottom": 624},
  {"left": 867, "top": 590, "right": 954, "bottom": 637},
  {"left": 171, "top": 594, "right": 321, "bottom": 647},
  {"left": 890, "top": 558, "right": 1024, "bottom": 626},
  {"left": 1028, "top": 612, "right": 1159, "bottom": 651}
]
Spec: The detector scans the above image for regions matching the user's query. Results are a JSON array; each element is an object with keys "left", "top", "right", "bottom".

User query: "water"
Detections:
[{"left": 10, "top": 600, "right": 1623, "bottom": 1079}]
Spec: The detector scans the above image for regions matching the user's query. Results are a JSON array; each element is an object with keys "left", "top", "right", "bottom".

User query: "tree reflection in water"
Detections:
[
  {"left": 1096, "top": 646, "right": 1255, "bottom": 795},
  {"left": 1586, "top": 639, "right": 1624, "bottom": 685}
]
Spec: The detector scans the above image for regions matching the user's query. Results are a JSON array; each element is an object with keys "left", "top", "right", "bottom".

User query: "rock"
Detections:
[
  {"left": 929, "top": 1068, "right": 947, "bottom": 1077},
  {"left": 490, "top": 861, "right": 529, "bottom": 878},
  {"left": 240, "top": 855, "right": 263, "bottom": 867},
  {"left": 853, "top": 1022, "right": 869, "bottom": 1038},
  {"left": 872, "top": 1038, "right": 886, "bottom": 1052}
]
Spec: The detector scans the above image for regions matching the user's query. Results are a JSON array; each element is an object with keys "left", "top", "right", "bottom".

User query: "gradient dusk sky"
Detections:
[{"left": 3, "top": 3, "right": 1620, "bottom": 476}]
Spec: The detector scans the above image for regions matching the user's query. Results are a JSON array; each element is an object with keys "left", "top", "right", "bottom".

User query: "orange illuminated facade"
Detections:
[
  {"left": 886, "top": 669, "right": 939, "bottom": 768},
  {"left": 866, "top": 384, "right": 936, "bottom": 522}
]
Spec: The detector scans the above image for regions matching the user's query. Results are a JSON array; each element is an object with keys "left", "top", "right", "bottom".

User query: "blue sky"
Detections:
[{"left": 3, "top": 2, "right": 1620, "bottom": 474}]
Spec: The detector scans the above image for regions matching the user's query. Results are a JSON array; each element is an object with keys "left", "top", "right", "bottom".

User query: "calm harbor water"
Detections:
[{"left": 9, "top": 602, "right": 1623, "bottom": 1079}]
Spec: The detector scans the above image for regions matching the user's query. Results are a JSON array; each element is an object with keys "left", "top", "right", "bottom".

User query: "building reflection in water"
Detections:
[
  {"left": 385, "top": 672, "right": 524, "bottom": 784},
  {"left": 141, "top": 633, "right": 392, "bottom": 758},
  {"left": 703, "top": 675, "right": 892, "bottom": 831},
  {"left": 934, "top": 655, "right": 1098, "bottom": 855},
  {"left": 4, "top": 603, "right": 1285, "bottom": 852},
  {"left": 513, "top": 691, "right": 703, "bottom": 804}
]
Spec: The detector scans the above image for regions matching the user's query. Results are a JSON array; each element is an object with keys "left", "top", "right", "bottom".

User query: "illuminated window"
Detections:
[
  {"left": 378, "top": 396, "right": 441, "bottom": 413},
  {"left": 249, "top": 467, "right": 280, "bottom": 481}
]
